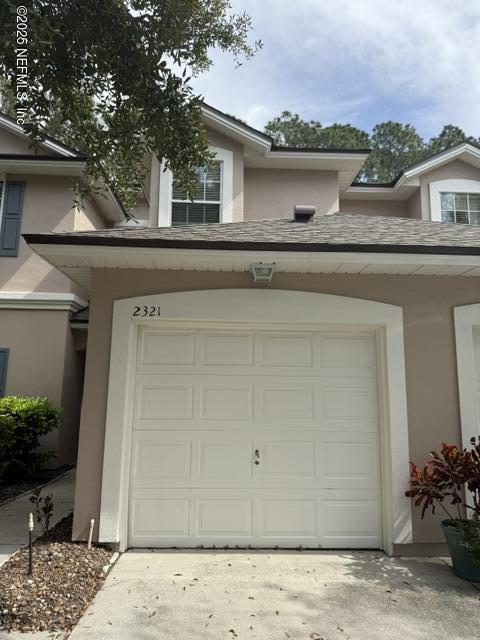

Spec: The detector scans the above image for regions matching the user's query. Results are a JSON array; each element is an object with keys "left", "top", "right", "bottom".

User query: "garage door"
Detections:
[{"left": 128, "top": 324, "right": 381, "bottom": 548}]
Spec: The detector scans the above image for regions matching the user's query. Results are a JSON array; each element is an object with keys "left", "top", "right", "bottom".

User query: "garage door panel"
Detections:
[
  {"left": 199, "top": 441, "right": 254, "bottom": 480},
  {"left": 203, "top": 333, "right": 255, "bottom": 365},
  {"left": 260, "top": 334, "right": 314, "bottom": 367},
  {"left": 129, "top": 489, "right": 380, "bottom": 547},
  {"left": 197, "top": 499, "right": 253, "bottom": 537},
  {"left": 321, "top": 498, "right": 381, "bottom": 548},
  {"left": 260, "top": 499, "right": 316, "bottom": 538},
  {"left": 137, "top": 385, "right": 194, "bottom": 421},
  {"left": 259, "top": 440, "right": 316, "bottom": 479},
  {"left": 132, "top": 435, "right": 192, "bottom": 482},
  {"left": 140, "top": 331, "right": 196, "bottom": 365},
  {"left": 129, "top": 325, "right": 382, "bottom": 548},
  {"left": 131, "top": 497, "right": 190, "bottom": 539},
  {"left": 201, "top": 384, "right": 254, "bottom": 420},
  {"left": 319, "top": 335, "right": 376, "bottom": 369},
  {"left": 132, "top": 430, "right": 377, "bottom": 490},
  {"left": 134, "top": 374, "right": 377, "bottom": 429}
]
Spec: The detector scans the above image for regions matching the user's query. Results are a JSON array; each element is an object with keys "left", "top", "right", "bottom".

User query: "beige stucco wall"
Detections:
[
  {"left": 73, "top": 269, "right": 480, "bottom": 548},
  {"left": 407, "top": 189, "right": 422, "bottom": 219},
  {"left": 339, "top": 199, "right": 410, "bottom": 218},
  {"left": 244, "top": 169, "right": 339, "bottom": 220},
  {"left": 74, "top": 196, "right": 105, "bottom": 231},
  {"left": 0, "top": 174, "right": 88, "bottom": 295},
  {"left": 0, "top": 127, "right": 54, "bottom": 155},
  {"left": 0, "top": 309, "right": 84, "bottom": 465}
]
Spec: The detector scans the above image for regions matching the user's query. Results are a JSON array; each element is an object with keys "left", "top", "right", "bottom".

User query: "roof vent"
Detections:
[{"left": 294, "top": 205, "right": 315, "bottom": 222}]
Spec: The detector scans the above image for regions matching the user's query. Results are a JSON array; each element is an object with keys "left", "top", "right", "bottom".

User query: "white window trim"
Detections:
[
  {"left": 158, "top": 146, "right": 233, "bottom": 226},
  {"left": 98, "top": 288, "right": 412, "bottom": 555},
  {"left": 430, "top": 179, "right": 480, "bottom": 222}
]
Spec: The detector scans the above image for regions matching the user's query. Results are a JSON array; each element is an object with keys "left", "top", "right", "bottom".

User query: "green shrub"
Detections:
[{"left": 0, "top": 396, "right": 61, "bottom": 482}]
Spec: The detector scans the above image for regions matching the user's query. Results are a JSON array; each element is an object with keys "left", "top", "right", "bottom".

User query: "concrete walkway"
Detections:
[
  {"left": 0, "top": 469, "right": 75, "bottom": 567},
  {"left": 69, "top": 549, "right": 480, "bottom": 640}
]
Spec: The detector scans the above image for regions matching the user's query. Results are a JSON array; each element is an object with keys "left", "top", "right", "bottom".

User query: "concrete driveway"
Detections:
[{"left": 69, "top": 550, "right": 480, "bottom": 640}]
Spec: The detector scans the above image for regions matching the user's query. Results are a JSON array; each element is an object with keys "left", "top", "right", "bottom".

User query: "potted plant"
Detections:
[{"left": 406, "top": 437, "right": 480, "bottom": 581}]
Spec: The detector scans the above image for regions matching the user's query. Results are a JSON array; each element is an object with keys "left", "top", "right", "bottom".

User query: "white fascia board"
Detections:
[
  {"left": 28, "top": 242, "right": 480, "bottom": 275},
  {"left": 91, "top": 182, "right": 126, "bottom": 222},
  {"left": 0, "top": 114, "right": 79, "bottom": 157},
  {"left": 201, "top": 106, "right": 271, "bottom": 154},
  {"left": 0, "top": 291, "right": 87, "bottom": 312},
  {"left": 267, "top": 150, "right": 369, "bottom": 163},
  {"left": 403, "top": 144, "right": 480, "bottom": 179}
]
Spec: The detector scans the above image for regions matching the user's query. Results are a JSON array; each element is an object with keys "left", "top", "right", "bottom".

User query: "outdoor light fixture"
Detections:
[{"left": 250, "top": 262, "right": 275, "bottom": 283}]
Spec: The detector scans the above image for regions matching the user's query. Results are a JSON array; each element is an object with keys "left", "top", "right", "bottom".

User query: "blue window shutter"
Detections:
[
  {"left": 0, "top": 182, "right": 25, "bottom": 256},
  {"left": 0, "top": 348, "right": 9, "bottom": 397}
]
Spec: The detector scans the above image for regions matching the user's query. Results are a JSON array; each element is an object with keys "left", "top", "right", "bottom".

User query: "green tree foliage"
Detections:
[
  {"left": 0, "top": 0, "right": 260, "bottom": 210},
  {"left": 265, "top": 112, "right": 480, "bottom": 183},
  {"left": 365, "top": 121, "right": 426, "bottom": 182},
  {"left": 265, "top": 111, "right": 369, "bottom": 149}
]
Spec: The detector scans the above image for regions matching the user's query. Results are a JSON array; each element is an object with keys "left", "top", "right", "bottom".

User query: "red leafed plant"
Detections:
[{"left": 406, "top": 438, "right": 480, "bottom": 521}]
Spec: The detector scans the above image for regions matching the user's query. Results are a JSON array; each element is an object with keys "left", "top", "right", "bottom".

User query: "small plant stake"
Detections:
[{"left": 28, "top": 512, "right": 34, "bottom": 575}]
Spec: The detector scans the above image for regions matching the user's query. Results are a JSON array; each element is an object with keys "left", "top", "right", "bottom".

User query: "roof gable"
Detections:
[{"left": 0, "top": 111, "right": 82, "bottom": 157}]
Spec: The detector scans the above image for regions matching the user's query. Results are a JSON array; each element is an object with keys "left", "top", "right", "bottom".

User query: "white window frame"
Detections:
[
  {"left": 158, "top": 146, "right": 233, "bottom": 227},
  {"left": 430, "top": 179, "right": 480, "bottom": 222}
]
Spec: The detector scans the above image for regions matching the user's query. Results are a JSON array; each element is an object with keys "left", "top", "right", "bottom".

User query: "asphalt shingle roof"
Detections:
[
  {"left": 70, "top": 307, "right": 89, "bottom": 323},
  {"left": 24, "top": 212, "right": 480, "bottom": 255}
]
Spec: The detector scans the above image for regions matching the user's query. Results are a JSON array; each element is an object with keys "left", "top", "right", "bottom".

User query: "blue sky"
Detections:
[{"left": 192, "top": 0, "right": 480, "bottom": 140}]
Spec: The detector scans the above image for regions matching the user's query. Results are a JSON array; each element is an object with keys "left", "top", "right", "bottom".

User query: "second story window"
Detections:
[
  {"left": 171, "top": 163, "right": 221, "bottom": 226},
  {"left": 441, "top": 192, "right": 480, "bottom": 225}
]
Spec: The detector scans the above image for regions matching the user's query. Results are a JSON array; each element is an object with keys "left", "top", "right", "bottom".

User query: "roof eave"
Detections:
[
  {"left": 24, "top": 240, "right": 480, "bottom": 293},
  {"left": 0, "top": 112, "right": 82, "bottom": 157}
]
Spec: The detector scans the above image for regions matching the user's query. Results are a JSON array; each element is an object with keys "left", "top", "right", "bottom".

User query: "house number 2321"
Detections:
[{"left": 132, "top": 305, "right": 161, "bottom": 318}]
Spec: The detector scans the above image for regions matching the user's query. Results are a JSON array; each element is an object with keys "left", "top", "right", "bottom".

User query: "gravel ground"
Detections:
[
  {"left": 0, "top": 516, "right": 112, "bottom": 634},
  {"left": 0, "top": 465, "right": 74, "bottom": 505}
]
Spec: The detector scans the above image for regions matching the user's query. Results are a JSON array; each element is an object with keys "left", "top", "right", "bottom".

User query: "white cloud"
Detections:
[{"left": 191, "top": 0, "right": 480, "bottom": 137}]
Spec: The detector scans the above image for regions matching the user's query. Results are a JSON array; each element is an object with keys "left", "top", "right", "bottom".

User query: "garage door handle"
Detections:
[{"left": 254, "top": 449, "right": 260, "bottom": 465}]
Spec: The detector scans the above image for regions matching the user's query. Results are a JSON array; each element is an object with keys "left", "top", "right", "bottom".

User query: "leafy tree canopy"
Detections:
[
  {"left": 0, "top": 0, "right": 260, "bottom": 210},
  {"left": 265, "top": 111, "right": 480, "bottom": 183}
]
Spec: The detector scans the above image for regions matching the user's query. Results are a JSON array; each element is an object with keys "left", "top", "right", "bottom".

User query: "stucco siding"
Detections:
[
  {"left": 339, "top": 199, "right": 410, "bottom": 218},
  {"left": 74, "top": 197, "right": 106, "bottom": 231},
  {"left": 72, "top": 269, "right": 480, "bottom": 547},
  {"left": 244, "top": 169, "right": 339, "bottom": 220},
  {"left": 0, "top": 309, "right": 83, "bottom": 465},
  {"left": 0, "top": 174, "right": 85, "bottom": 294},
  {"left": 0, "top": 127, "right": 55, "bottom": 155}
]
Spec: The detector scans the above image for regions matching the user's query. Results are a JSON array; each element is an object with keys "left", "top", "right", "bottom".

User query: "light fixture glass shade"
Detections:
[{"left": 250, "top": 263, "right": 275, "bottom": 283}]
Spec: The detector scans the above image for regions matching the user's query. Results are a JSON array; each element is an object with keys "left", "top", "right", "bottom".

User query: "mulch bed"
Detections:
[
  {"left": 0, "top": 464, "right": 74, "bottom": 505},
  {"left": 0, "top": 515, "right": 113, "bottom": 633}
]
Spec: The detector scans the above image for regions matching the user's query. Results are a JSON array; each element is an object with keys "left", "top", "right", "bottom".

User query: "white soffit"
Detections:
[
  {"left": 341, "top": 184, "right": 418, "bottom": 201},
  {"left": 28, "top": 243, "right": 480, "bottom": 292}
]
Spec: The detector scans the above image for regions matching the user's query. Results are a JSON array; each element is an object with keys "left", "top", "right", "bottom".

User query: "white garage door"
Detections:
[{"left": 129, "top": 324, "right": 381, "bottom": 548}]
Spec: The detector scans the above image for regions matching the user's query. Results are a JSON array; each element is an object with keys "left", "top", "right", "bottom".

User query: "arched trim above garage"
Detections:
[{"left": 99, "top": 289, "right": 411, "bottom": 554}]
